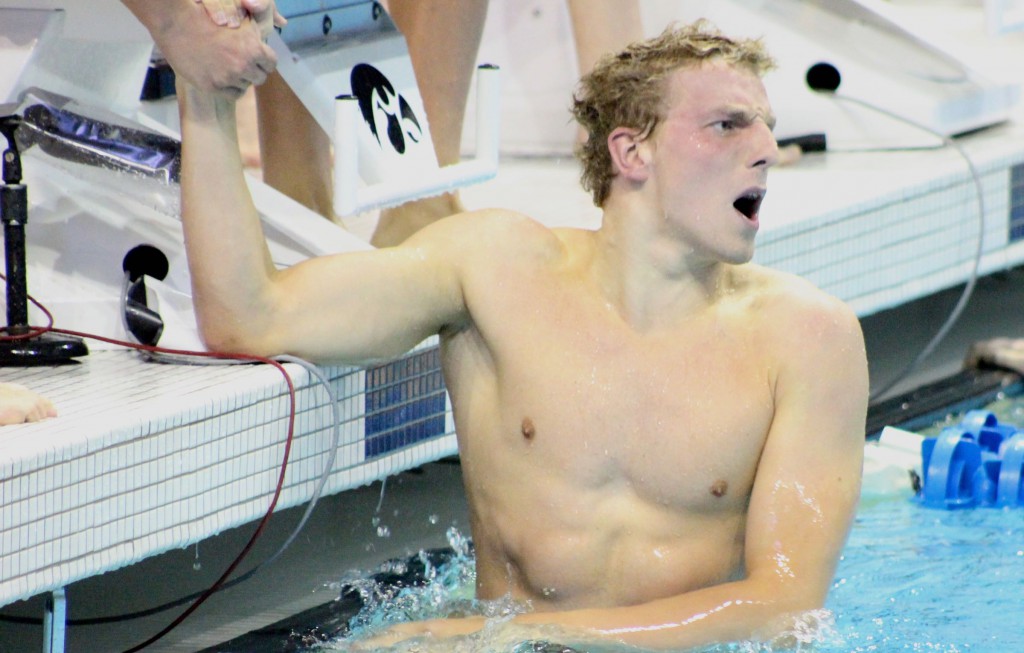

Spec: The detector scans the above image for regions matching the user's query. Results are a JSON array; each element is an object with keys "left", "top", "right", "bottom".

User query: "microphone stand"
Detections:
[{"left": 1, "top": 114, "right": 88, "bottom": 365}]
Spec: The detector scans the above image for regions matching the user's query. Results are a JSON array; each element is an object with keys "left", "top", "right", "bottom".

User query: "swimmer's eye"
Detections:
[{"left": 710, "top": 112, "right": 774, "bottom": 134}]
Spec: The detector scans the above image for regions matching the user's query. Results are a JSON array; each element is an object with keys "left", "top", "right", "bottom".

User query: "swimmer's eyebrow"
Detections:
[{"left": 718, "top": 107, "right": 777, "bottom": 132}]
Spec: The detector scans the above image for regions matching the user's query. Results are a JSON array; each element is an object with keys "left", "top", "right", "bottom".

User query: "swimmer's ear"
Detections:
[{"left": 608, "top": 126, "right": 650, "bottom": 183}]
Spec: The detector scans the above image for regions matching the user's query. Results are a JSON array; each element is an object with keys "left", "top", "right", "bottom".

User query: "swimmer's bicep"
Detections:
[
  {"left": 742, "top": 300, "right": 867, "bottom": 604},
  {"left": 267, "top": 243, "right": 466, "bottom": 364}
]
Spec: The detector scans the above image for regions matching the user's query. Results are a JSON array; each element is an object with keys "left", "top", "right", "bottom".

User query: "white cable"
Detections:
[
  {"left": 821, "top": 93, "right": 987, "bottom": 401},
  {"left": 114, "top": 325, "right": 343, "bottom": 577},
  {"left": 265, "top": 354, "right": 342, "bottom": 564}
]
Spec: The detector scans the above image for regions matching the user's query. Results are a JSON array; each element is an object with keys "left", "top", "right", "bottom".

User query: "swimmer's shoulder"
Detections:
[
  {"left": 736, "top": 264, "right": 849, "bottom": 312},
  {"left": 734, "top": 264, "right": 864, "bottom": 350},
  {"left": 409, "top": 208, "right": 574, "bottom": 269}
]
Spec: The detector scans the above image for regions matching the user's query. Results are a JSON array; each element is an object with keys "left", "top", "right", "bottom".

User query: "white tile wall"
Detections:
[{"left": 0, "top": 345, "right": 457, "bottom": 608}]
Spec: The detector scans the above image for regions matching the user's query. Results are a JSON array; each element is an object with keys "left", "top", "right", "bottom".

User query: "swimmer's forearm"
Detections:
[
  {"left": 178, "top": 83, "right": 281, "bottom": 355},
  {"left": 178, "top": 84, "right": 455, "bottom": 363},
  {"left": 514, "top": 579, "right": 809, "bottom": 651}
]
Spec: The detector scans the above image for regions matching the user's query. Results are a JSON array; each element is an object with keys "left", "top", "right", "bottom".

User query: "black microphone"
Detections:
[
  {"left": 806, "top": 62, "right": 842, "bottom": 93},
  {"left": 121, "top": 244, "right": 169, "bottom": 346},
  {"left": 122, "top": 243, "right": 169, "bottom": 283}
]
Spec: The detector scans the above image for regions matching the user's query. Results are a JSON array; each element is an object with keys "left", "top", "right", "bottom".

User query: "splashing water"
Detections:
[{"left": 310, "top": 527, "right": 843, "bottom": 653}]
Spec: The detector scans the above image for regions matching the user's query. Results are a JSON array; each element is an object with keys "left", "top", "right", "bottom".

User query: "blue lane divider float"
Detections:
[{"left": 918, "top": 409, "right": 1024, "bottom": 509}]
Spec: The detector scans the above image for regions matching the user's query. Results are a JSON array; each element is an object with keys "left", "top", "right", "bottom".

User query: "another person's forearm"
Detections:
[{"left": 121, "top": 0, "right": 188, "bottom": 42}]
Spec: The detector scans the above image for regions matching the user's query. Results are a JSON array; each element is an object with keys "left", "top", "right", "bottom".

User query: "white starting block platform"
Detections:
[{"left": 0, "top": 345, "right": 456, "bottom": 610}]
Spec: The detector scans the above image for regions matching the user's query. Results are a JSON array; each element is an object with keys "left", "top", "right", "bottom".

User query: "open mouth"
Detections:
[{"left": 733, "top": 189, "right": 765, "bottom": 221}]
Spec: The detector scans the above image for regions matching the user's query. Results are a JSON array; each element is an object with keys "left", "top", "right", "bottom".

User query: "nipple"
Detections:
[
  {"left": 521, "top": 417, "right": 536, "bottom": 441},
  {"left": 710, "top": 480, "right": 728, "bottom": 498}
]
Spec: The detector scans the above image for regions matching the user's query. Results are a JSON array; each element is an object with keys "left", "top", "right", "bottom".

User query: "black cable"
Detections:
[{"left": 0, "top": 282, "right": 313, "bottom": 651}]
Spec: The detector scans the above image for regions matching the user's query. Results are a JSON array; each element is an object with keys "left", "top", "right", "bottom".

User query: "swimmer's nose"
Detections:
[{"left": 752, "top": 120, "right": 779, "bottom": 169}]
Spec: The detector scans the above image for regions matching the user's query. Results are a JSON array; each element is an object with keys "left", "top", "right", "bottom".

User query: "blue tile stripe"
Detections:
[{"left": 364, "top": 347, "right": 447, "bottom": 458}]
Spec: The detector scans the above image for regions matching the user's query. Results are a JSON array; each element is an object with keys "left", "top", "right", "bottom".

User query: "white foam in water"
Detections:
[
  {"left": 301, "top": 490, "right": 1024, "bottom": 652},
  {"left": 324, "top": 527, "right": 845, "bottom": 653}
]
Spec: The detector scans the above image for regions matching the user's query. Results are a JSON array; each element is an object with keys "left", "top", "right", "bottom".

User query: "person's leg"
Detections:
[
  {"left": 255, "top": 72, "right": 334, "bottom": 218},
  {"left": 254, "top": 0, "right": 488, "bottom": 245},
  {"left": 371, "top": 0, "right": 489, "bottom": 247},
  {"left": 566, "top": 0, "right": 643, "bottom": 145},
  {"left": 567, "top": 0, "right": 643, "bottom": 80}
]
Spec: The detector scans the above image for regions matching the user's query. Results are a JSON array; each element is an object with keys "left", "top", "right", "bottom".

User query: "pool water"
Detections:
[
  {"left": 271, "top": 387, "right": 1024, "bottom": 653},
  {"left": 825, "top": 494, "right": 1024, "bottom": 653},
  {"left": 919, "top": 392, "right": 1024, "bottom": 436},
  {"left": 303, "top": 492, "right": 1023, "bottom": 653}
]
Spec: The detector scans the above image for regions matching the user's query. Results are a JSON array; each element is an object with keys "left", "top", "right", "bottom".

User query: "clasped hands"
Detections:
[
  {"left": 165, "top": 0, "right": 287, "bottom": 97},
  {"left": 195, "top": 0, "right": 285, "bottom": 41}
]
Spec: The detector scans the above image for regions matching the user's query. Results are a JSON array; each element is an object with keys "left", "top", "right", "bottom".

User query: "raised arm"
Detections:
[{"left": 177, "top": 84, "right": 469, "bottom": 364}]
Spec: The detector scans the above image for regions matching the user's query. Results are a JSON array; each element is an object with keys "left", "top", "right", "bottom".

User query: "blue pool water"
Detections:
[
  {"left": 300, "top": 491, "right": 1023, "bottom": 652},
  {"left": 825, "top": 494, "right": 1024, "bottom": 653},
  {"left": 310, "top": 491, "right": 1024, "bottom": 652},
  {"left": 278, "top": 385, "right": 1024, "bottom": 652}
]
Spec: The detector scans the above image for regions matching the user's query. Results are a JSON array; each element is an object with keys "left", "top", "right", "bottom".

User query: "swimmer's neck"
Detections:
[{"left": 585, "top": 217, "right": 736, "bottom": 330}]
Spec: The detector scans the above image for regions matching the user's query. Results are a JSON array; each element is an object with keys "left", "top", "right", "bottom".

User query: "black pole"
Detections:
[
  {"left": 0, "top": 115, "right": 87, "bottom": 365},
  {"left": 2, "top": 161, "right": 30, "bottom": 334}
]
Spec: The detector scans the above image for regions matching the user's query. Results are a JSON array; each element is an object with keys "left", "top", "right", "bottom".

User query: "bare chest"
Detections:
[
  {"left": 527, "top": 333, "right": 767, "bottom": 500},
  {"left": 452, "top": 291, "right": 776, "bottom": 511}
]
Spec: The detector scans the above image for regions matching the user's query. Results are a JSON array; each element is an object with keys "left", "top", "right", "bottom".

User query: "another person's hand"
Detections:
[
  {"left": 0, "top": 382, "right": 56, "bottom": 426},
  {"left": 131, "top": 0, "right": 277, "bottom": 98},
  {"left": 965, "top": 337, "right": 1024, "bottom": 375},
  {"left": 197, "top": 0, "right": 286, "bottom": 41}
]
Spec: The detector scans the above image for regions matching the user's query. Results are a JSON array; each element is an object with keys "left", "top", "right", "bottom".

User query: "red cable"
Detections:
[{"left": 1, "top": 278, "right": 299, "bottom": 652}]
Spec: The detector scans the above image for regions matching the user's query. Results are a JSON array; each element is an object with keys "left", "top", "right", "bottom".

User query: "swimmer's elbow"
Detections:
[
  {"left": 781, "top": 586, "right": 828, "bottom": 614},
  {"left": 747, "top": 572, "right": 830, "bottom": 616},
  {"left": 198, "top": 325, "right": 254, "bottom": 357},
  {"left": 195, "top": 313, "right": 279, "bottom": 358}
]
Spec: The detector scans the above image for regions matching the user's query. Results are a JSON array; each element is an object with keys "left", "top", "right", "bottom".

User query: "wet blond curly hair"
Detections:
[{"left": 571, "top": 20, "right": 775, "bottom": 207}]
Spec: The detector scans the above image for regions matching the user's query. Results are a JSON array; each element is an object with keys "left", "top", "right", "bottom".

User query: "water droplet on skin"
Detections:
[{"left": 428, "top": 514, "right": 439, "bottom": 525}]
